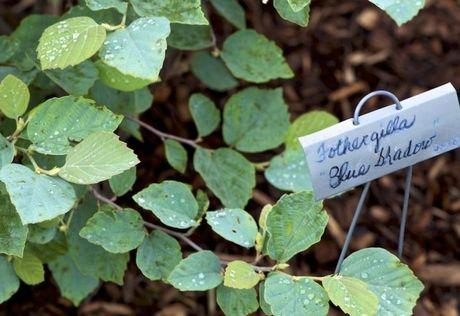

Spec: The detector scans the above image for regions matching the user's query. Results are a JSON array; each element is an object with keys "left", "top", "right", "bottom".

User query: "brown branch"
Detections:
[{"left": 126, "top": 116, "right": 198, "bottom": 148}]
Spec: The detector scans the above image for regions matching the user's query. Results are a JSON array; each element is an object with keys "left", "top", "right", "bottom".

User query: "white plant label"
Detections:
[{"left": 299, "top": 83, "right": 460, "bottom": 200}]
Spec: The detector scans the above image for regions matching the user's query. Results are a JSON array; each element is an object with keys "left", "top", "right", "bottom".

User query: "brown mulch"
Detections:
[{"left": 0, "top": 0, "right": 459, "bottom": 315}]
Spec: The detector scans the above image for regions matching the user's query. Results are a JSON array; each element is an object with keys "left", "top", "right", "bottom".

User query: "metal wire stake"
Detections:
[
  {"left": 398, "top": 165, "right": 413, "bottom": 258},
  {"left": 335, "top": 90, "right": 413, "bottom": 273},
  {"left": 335, "top": 181, "right": 371, "bottom": 273}
]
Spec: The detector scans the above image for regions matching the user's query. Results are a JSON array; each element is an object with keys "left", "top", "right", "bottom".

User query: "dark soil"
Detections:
[{"left": 0, "top": 0, "right": 459, "bottom": 315}]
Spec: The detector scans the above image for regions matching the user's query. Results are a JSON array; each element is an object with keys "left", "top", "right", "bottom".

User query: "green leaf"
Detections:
[
  {"left": 221, "top": 30, "right": 293, "bottom": 83},
  {"left": 217, "top": 286, "right": 259, "bottom": 315},
  {"left": 264, "top": 272, "right": 329, "bottom": 316},
  {"left": 99, "top": 17, "right": 170, "bottom": 81},
  {"left": 286, "top": 0, "right": 310, "bottom": 11},
  {"left": 79, "top": 208, "right": 145, "bottom": 253},
  {"left": 265, "top": 148, "right": 311, "bottom": 192},
  {"left": 28, "top": 232, "right": 68, "bottom": 264},
  {"left": 274, "top": 0, "right": 311, "bottom": 27},
  {"left": 67, "top": 197, "right": 129, "bottom": 285},
  {"left": 0, "top": 66, "right": 38, "bottom": 85},
  {"left": 27, "top": 96, "right": 123, "bottom": 155},
  {"left": 370, "top": 0, "right": 425, "bottom": 26},
  {"left": 95, "top": 60, "right": 152, "bottom": 92},
  {"left": 0, "top": 256, "right": 20, "bottom": 304},
  {"left": 189, "top": 93, "right": 221, "bottom": 137},
  {"left": 0, "top": 195, "right": 28, "bottom": 257},
  {"left": 37, "top": 17, "right": 106, "bottom": 69},
  {"left": 196, "top": 189, "right": 210, "bottom": 219},
  {"left": 223, "top": 87, "right": 290, "bottom": 152},
  {"left": 130, "top": 0, "right": 208, "bottom": 25},
  {"left": 285, "top": 110, "right": 339, "bottom": 150},
  {"left": 168, "top": 24, "right": 213, "bottom": 51},
  {"left": 340, "top": 248, "right": 424, "bottom": 315},
  {"left": 10, "top": 14, "right": 59, "bottom": 71},
  {"left": 27, "top": 224, "right": 56, "bottom": 245},
  {"left": 89, "top": 80, "right": 152, "bottom": 140},
  {"left": 90, "top": 80, "right": 153, "bottom": 115},
  {"left": 59, "top": 132, "right": 140, "bottom": 184},
  {"left": 164, "top": 139, "right": 188, "bottom": 174},
  {"left": 0, "top": 134, "right": 14, "bottom": 168},
  {"left": 210, "top": 0, "right": 246, "bottom": 29},
  {"left": 48, "top": 253, "right": 99, "bottom": 306},
  {"left": 0, "top": 36, "right": 20, "bottom": 63},
  {"left": 85, "top": 0, "right": 128, "bottom": 14},
  {"left": 168, "top": 250, "right": 223, "bottom": 291},
  {"left": 191, "top": 51, "right": 238, "bottom": 92},
  {"left": 109, "top": 167, "right": 136, "bottom": 196},
  {"left": 258, "top": 282, "right": 273, "bottom": 315},
  {"left": 133, "top": 180, "right": 198, "bottom": 229},
  {"left": 0, "top": 74, "right": 29, "bottom": 119},
  {"left": 206, "top": 209, "right": 258, "bottom": 248},
  {"left": 0, "top": 164, "right": 77, "bottom": 225},
  {"left": 323, "top": 275, "right": 378, "bottom": 316},
  {"left": 193, "top": 148, "right": 255, "bottom": 209},
  {"left": 62, "top": 4, "right": 122, "bottom": 25},
  {"left": 44, "top": 60, "right": 98, "bottom": 96},
  {"left": 224, "top": 261, "right": 261, "bottom": 289},
  {"left": 266, "top": 191, "right": 328, "bottom": 262},
  {"left": 136, "top": 230, "right": 182, "bottom": 281},
  {"left": 13, "top": 250, "right": 45, "bottom": 285}
]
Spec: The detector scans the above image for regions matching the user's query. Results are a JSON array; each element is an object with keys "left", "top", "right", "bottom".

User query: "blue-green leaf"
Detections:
[
  {"left": 210, "top": 0, "right": 246, "bottom": 29},
  {"left": 0, "top": 195, "right": 28, "bottom": 257},
  {"left": 48, "top": 253, "right": 99, "bottom": 306},
  {"left": 0, "top": 256, "right": 20, "bottom": 304},
  {"left": 221, "top": 30, "right": 293, "bottom": 83},
  {"left": 130, "top": 0, "right": 208, "bottom": 25},
  {"left": 27, "top": 96, "right": 123, "bottom": 155},
  {"left": 85, "top": 0, "right": 127, "bottom": 14},
  {"left": 223, "top": 87, "right": 290, "bottom": 152},
  {"left": 193, "top": 148, "right": 255, "bottom": 209},
  {"left": 217, "top": 286, "right": 259, "bottom": 316},
  {"left": 168, "top": 24, "right": 213, "bottom": 51},
  {"left": 206, "top": 209, "right": 258, "bottom": 248},
  {"left": 264, "top": 272, "right": 329, "bottom": 316},
  {"left": 191, "top": 52, "right": 238, "bottom": 92},
  {"left": 133, "top": 180, "right": 198, "bottom": 229},
  {"left": 67, "top": 197, "right": 129, "bottom": 285},
  {"left": 79, "top": 208, "right": 145, "bottom": 253},
  {"left": 370, "top": 0, "right": 425, "bottom": 26},
  {"left": 168, "top": 250, "right": 223, "bottom": 291},
  {"left": 265, "top": 148, "right": 311, "bottom": 192},
  {"left": 0, "top": 164, "right": 77, "bottom": 225},
  {"left": 109, "top": 167, "right": 136, "bottom": 196},
  {"left": 0, "top": 134, "right": 14, "bottom": 168},
  {"left": 340, "top": 248, "right": 424, "bottom": 315},
  {"left": 99, "top": 17, "right": 170, "bottom": 81},
  {"left": 274, "top": 0, "right": 311, "bottom": 27},
  {"left": 136, "top": 230, "right": 182, "bottom": 281},
  {"left": 164, "top": 139, "right": 188, "bottom": 174},
  {"left": 189, "top": 93, "right": 221, "bottom": 137},
  {"left": 266, "top": 191, "right": 328, "bottom": 262}
]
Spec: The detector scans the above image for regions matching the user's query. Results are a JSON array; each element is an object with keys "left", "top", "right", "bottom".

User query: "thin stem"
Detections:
[
  {"left": 91, "top": 187, "right": 122, "bottom": 210},
  {"left": 304, "top": 276, "right": 325, "bottom": 282},
  {"left": 126, "top": 116, "right": 198, "bottom": 148},
  {"left": 253, "top": 161, "right": 270, "bottom": 171},
  {"left": 16, "top": 146, "right": 61, "bottom": 175},
  {"left": 144, "top": 221, "right": 204, "bottom": 251}
]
